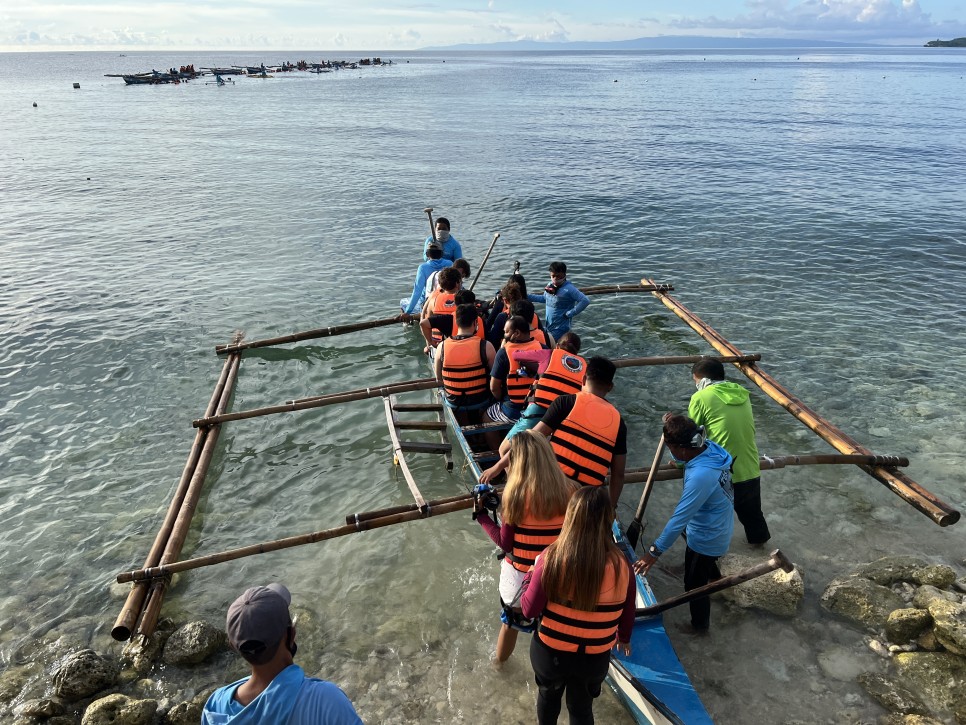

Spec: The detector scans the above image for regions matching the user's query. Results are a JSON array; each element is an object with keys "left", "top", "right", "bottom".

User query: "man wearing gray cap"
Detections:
[{"left": 202, "top": 583, "right": 362, "bottom": 724}]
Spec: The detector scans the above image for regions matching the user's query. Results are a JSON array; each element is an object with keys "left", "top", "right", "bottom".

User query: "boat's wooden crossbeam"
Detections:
[
  {"left": 398, "top": 441, "right": 453, "bottom": 455},
  {"left": 459, "top": 421, "right": 513, "bottom": 435},
  {"left": 392, "top": 402, "right": 444, "bottom": 412},
  {"left": 431, "top": 390, "right": 454, "bottom": 470}
]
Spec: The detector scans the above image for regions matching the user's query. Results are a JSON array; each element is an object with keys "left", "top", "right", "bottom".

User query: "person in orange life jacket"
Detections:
[
  {"left": 420, "top": 265, "right": 463, "bottom": 323},
  {"left": 479, "top": 333, "right": 584, "bottom": 483},
  {"left": 400, "top": 240, "right": 452, "bottom": 317},
  {"left": 520, "top": 486, "right": 635, "bottom": 725},
  {"left": 424, "top": 257, "right": 470, "bottom": 302},
  {"left": 482, "top": 316, "right": 549, "bottom": 451},
  {"left": 420, "top": 287, "right": 483, "bottom": 350},
  {"left": 532, "top": 356, "right": 627, "bottom": 509},
  {"left": 509, "top": 299, "right": 554, "bottom": 348},
  {"left": 417, "top": 267, "right": 463, "bottom": 353},
  {"left": 634, "top": 414, "right": 734, "bottom": 633},
  {"left": 433, "top": 303, "right": 496, "bottom": 426},
  {"left": 485, "top": 276, "right": 527, "bottom": 346},
  {"left": 474, "top": 431, "right": 577, "bottom": 663}
]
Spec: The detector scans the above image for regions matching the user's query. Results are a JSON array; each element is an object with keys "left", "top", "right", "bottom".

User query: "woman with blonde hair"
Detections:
[
  {"left": 521, "top": 486, "right": 635, "bottom": 725},
  {"left": 474, "top": 430, "right": 577, "bottom": 663}
]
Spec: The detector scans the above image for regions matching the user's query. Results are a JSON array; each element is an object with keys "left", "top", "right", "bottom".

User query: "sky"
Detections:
[{"left": 2, "top": 0, "right": 966, "bottom": 51}]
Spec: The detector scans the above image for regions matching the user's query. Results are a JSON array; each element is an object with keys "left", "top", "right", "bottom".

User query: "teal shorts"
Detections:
[{"left": 504, "top": 403, "right": 546, "bottom": 442}]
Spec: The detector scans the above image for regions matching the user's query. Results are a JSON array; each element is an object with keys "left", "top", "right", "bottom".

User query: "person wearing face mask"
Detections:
[
  {"left": 527, "top": 261, "right": 590, "bottom": 341},
  {"left": 688, "top": 357, "right": 771, "bottom": 545},
  {"left": 634, "top": 414, "right": 734, "bottom": 633},
  {"left": 422, "top": 217, "right": 463, "bottom": 263},
  {"left": 202, "top": 583, "right": 362, "bottom": 724}
]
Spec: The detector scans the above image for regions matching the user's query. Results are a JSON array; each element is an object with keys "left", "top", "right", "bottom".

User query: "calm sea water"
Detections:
[{"left": 1, "top": 48, "right": 965, "bottom": 723}]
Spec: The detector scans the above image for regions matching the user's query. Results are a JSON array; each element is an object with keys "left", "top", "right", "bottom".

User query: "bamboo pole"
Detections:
[
  {"left": 614, "top": 353, "right": 761, "bottom": 368},
  {"left": 214, "top": 314, "right": 408, "bottom": 355},
  {"left": 117, "top": 495, "right": 477, "bottom": 582},
  {"left": 581, "top": 282, "right": 673, "bottom": 296},
  {"left": 193, "top": 378, "right": 441, "bottom": 428},
  {"left": 635, "top": 550, "right": 794, "bottom": 618},
  {"left": 643, "top": 279, "right": 959, "bottom": 527},
  {"left": 383, "top": 397, "right": 427, "bottom": 510},
  {"left": 111, "top": 344, "right": 237, "bottom": 641},
  {"left": 135, "top": 348, "right": 243, "bottom": 637},
  {"left": 345, "top": 490, "right": 485, "bottom": 524}
]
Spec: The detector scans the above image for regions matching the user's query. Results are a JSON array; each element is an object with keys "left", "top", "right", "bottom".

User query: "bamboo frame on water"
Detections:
[
  {"left": 643, "top": 278, "right": 959, "bottom": 527},
  {"left": 135, "top": 348, "right": 244, "bottom": 637},
  {"left": 111, "top": 344, "right": 236, "bottom": 641},
  {"left": 383, "top": 397, "right": 427, "bottom": 509}
]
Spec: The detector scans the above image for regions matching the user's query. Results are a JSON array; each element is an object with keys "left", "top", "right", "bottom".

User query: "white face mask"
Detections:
[{"left": 436, "top": 229, "right": 450, "bottom": 243}]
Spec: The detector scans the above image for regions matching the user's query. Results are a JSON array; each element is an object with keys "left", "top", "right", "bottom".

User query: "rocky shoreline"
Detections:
[{"left": 1, "top": 555, "right": 964, "bottom": 724}]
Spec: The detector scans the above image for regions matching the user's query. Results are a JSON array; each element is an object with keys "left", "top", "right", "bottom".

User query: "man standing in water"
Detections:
[
  {"left": 635, "top": 414, "right": 734, "bottom": 633},
  {"left": 203, "top": 583, "right": 362, "bottom": 724},
  {"left": 688, "top": 357, "right": 771, "bottom": 545},
  {"left": 423, "top": 217, "right": 463, "bottom": 263},
  {"left": 527, "top": 261, "right": 590, "bottom": 341}
]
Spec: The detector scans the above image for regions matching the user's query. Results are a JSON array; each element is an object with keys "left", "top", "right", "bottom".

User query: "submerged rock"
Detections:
[
  {"left": 81, "top": 693, "right": 157, "bottom": 725},
  {"left": 885, "top": 608, "right": 933, "bottom": 644},
  {"left": 161, "top": 621, "right": 226, "bottom": 666},
  {"left": 927, "top": 599, "right": 966, "bottom": 656},
  {"left": 821, "top": 576, "right": 905, "bottom": 630},
  {"left": 878, "top": 715, "right": 945, "bottom": 725},
  {"left": 717, "top": 553, "right": 804, "bottom": 616},
  {"left": 53, "top": 649, "right": 120, "bottom": 701},
  {"left": 914, "top": 585, "right": 961, "bottom": 610},
  {"left": 120, "top": 618, "right": 177, "bottom": 674},
  {"left": 856, "top": 557, "right": 930, "bottom": 586},
  {"left": 893, "top": 651, "right": 966, "bottom": 712},
  {"left": 14, "top": 697, "right": 66, "bottom": 718},
  {"left": 164, "top": 688, "right": 216, "bottom": 725},
  {"left": 857, "top": 672, "right": 927, "bottom": 715},
  {"left": 912, "top": 565, "right": 957, "bottom": 589}
]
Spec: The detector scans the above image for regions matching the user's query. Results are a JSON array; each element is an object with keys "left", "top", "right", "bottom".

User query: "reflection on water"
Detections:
[{"left": 1, "top": 48, "right": 964, "bottom": 723}]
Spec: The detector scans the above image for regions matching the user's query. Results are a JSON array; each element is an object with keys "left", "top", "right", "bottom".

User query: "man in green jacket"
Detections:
[{"left": 688, "top": 358, "right": 771, "bottom": 545}]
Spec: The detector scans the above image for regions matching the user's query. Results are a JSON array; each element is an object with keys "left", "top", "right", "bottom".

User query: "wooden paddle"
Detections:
[
  {"left": 635, "top": 549, "right": 794, "bottom": 618},
  {"left": 626, "top": 435, "right": 666, "bottom": 550},
  {"left": 424, "top": 207, "right": 437, "bottom": 243},
  {"left": 468, "top": 232, "right": 501, "bottom": 291}
]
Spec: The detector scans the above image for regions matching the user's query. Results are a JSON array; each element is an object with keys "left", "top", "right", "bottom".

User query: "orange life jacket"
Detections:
[
  {"left": 440, "top": 336, "right": 489, "bottom": 406},
  {"left": 504, "top": 508, "right": 566, "bottom": 573},
  {"left": 531, "top": 327, "right": 550, "bottom": 346},
  {"left": 528, "top": 349, "right": 586, "bottom": 411},
  {"left": 431, "top": 292, "right": 458, "bottom": 345},
  {"left": 550, "top": 392, "right": 621, "bottom": 486},
  {"left": 503, "top": 339, "right": 543, "bottom": 406},
  {"left": 537, "top": 557, "right": 630, "bottom": 654}
]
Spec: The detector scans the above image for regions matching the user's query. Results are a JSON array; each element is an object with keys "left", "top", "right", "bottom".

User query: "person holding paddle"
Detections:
[
  {"left": 634, "top": 414, "right": 734, "bottom": 633},
  {"left": 422, "top": 216, "right": 463, "bottom": 262}
]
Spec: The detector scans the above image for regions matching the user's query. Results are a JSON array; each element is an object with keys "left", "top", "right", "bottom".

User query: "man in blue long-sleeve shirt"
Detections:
[
  {"left": 422, "top": 217, "right": 463, "bottom": 262},
  {"left": 527, "top": 261, "right": 590, "bottom": 340},
  {"left": 634, "top": 414, "right": 734, "bottom": 632}
]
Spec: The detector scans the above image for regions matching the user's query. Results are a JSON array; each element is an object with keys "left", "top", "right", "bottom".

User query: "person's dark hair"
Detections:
[
  {"left": 455, "top": 304, "right": 478, "bottom": 328},
  {"left": 453, "top": 258, "right": 470, "bottom": 278},
  {"left": 557, "top": 332, "right": 581, "bottom": 354},
  {"left": 692, "top": 358, "right": 725, "bottom": 381},
  {"left": 436, "top": 217, "right": 451, "bottom": 231},
  {"left": 454, "top": 288, "right": 476, "bottom": 306},
  {"left": 663, "top": 414, "right": 702, "bottom": 448},
  {"left": 438, "top": 266, "right": 462, "bottom": 292},
  {"left": 510, "top": 299, "right": 535, "bottom": 323},
  {"left": 585, "top": 356, "right": 616, "bottom": 386},
  {"left": 427, "top": 245, "right": 443, "bottom": 260},
  {"left": 506, "top": 315, "right": 530, "bottom": 336},
  {"left": 549, "top": 261, "right": 567, "bottom": 276},
  {"left": 508, "top": 273, "right": 528, "bottom": 298}
]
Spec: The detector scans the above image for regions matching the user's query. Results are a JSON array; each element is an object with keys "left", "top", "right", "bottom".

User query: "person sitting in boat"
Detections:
[
  {"left": 528, "top": 261, "right": 590, "bottom": 341},
  {"left": 202, "top": 583, "right": 362, "bottom": 724},
  {"left": 474, "top": 431, "right": 577, "bottom": 664},
  {"left": 421, "top": 287, "right": 485, "bottom": 351},
  {"left": 520, "top": 486, "right": 634, "bottom": 724},
  {"left": 422, "top": 217, "right": 463, "bottom": 263},
  {"left": 424, "top": 257, "right": 470, "bottom": 305},
  {"left": 400, "top": 240, "right": 452, "bottom": 317},
  {"left": 434, "top": 303, "right": 496, "bottom": 425},
  {"left": 509, "top": 299, "right": 553, "bottom": 348},
  {"left": 634, "top": 413, "right": 735, "bottom": 634},
  {"left": 688, "top": 357, "right": 771, "bottom": 545},
  {"left": 479, "top": 334, "right": 585, "bottom": 483},
  {"left": 485, "top": 276, "right": 527, "bottom": 345},
  {"left": 418, "top": 267, "right": 462, "bottom": 352},
  {"left": 482, "top": 316, "right": 548, "bottom": 451}
]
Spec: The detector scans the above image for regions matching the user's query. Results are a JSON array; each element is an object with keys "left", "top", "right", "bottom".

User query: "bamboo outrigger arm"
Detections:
[{"left": 643, "top": 278, "right": 960, "bottom": 527}]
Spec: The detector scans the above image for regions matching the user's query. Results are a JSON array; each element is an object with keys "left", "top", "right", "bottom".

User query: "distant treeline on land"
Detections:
[{"left": 925, "top": 37, "right": 966, "bottom": 47}]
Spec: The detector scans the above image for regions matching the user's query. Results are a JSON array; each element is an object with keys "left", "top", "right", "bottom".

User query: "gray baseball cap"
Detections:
[{"left": 226, "top": 583, "right": 292, "bottom": 663}]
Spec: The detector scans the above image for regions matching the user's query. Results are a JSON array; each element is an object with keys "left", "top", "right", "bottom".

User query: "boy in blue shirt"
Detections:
[{"left": 527, "top": 261, "right": 590, "bottom": 340}]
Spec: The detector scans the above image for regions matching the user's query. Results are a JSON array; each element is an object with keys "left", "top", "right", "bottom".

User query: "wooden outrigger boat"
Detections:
[{"left": 111, "top": 258, "right": 959, "bottom": 724}]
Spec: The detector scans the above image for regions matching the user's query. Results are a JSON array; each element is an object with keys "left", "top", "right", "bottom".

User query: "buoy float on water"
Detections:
[
  {"left": 73, "top": 82, "right": 80, "bottom": 89},
  {"left": 32, "top": 102, "right": 37, "bottom": 107}
]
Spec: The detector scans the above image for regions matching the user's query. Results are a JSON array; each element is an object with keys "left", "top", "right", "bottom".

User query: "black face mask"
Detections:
[{"left": 544, "top": 283, "right": 559, "bottom": 295}]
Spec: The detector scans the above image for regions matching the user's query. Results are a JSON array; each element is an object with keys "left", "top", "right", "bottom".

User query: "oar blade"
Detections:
[{"left": 626, "top": 519, "right": 643, "bottom": 550}]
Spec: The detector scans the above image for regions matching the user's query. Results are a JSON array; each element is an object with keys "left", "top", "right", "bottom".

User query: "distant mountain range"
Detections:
[{"left": 422, "top": 36, "right": 883, "bottom": 51}]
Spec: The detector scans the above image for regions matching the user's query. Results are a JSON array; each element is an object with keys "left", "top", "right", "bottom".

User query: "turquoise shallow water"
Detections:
[{"left": 1, "top": 48, "right": 965, "bottom": 723}]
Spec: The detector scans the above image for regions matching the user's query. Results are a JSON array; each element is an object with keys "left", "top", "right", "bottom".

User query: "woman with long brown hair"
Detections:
[
  {"left": 474, "top": 430, "right": 577, "bottom": 663},
  {"left": 521, "top": 486, "right": 635, "bottom": 724}
]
